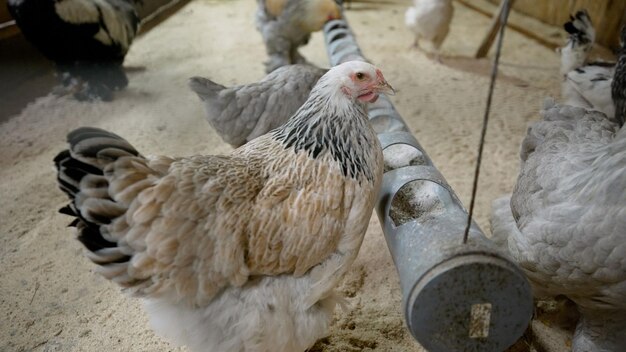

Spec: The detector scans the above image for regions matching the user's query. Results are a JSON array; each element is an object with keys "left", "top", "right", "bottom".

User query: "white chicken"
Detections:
[
  {"left": 404, "top": 0, "right": 454, "bottom": 58},
  {"left": 255, "top": 0, "right": 341, "bottom": 73},
  {"left": 189, "top": 64, "right": 327, "bottom": 148},
  {"left": 54, "top": 61, "right": 392, "bottom": 352},
  {"left": 560, "top": 10, "right": 616, "bottom": 120}
]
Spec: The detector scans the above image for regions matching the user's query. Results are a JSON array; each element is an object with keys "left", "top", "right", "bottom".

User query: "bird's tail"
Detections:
[
  {"left": 560, "top": 10, "right": 595, "bottom": 75},
  {"left": 54, "top": 127, "right": 153, "bottom": 277},
  {"left": 188, "top": 77, "right": 226, "bottom": 102}
]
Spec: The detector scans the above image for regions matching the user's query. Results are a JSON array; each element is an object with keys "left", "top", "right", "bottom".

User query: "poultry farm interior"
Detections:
[{"left": 0, "top": 0, "right": 624, "bottom": 351}]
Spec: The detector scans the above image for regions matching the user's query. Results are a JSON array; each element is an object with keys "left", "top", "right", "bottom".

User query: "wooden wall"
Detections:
[{"left": 487, "top": 0, "right": 626, "bottom": 50}]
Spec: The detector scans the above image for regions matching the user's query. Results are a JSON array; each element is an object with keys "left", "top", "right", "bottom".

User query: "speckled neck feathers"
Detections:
[{"left": 272, "top": 77, "right": 378, "bottom": 182}]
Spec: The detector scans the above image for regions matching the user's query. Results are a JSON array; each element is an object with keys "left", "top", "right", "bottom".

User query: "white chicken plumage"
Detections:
[
  {"left": 560, "top": 10, "right": 616, "bottom": 120},
  {"left": 54, "top": 61, "right": 393, "bottom": 352},
  {"left": 255, "top": 0, "right": 341, "bottom": 73},
  {"left": 404, "top": 0, "right": 453, "bottom": 57},
  {"left": 491, "top": 98, "right": 626, "bottom": 351}
]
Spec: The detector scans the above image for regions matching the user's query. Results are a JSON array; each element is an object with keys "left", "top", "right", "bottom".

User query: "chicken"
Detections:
[
  {"left": 490, "top": 99, "right": 626, "bottom": 352},
  {"left": 404, "top": 0, "right": 454, "bottom": 58},
  {"left": 612, "top": 26, "right": 626, "bottom": 126},
  {"left": 255, "top": 0, "right": 341, "bottom": 73},
  {"left": 54, "top": 61, "right": 392, "bottom": 352},
  {"left": 564, "top": 64, "right": 616, "bottom": 118},
  {"left": 189, "top": 64, "right": 327, "bottom": 148},
  {"left": 560, "top": 10, "right": 617, "bottom": 120},
  {"left": 8, "top": 0, "right": 140, "bottom": 101},
  {"left": 560, "top": 10, "right": 595, "bottom": 76}
]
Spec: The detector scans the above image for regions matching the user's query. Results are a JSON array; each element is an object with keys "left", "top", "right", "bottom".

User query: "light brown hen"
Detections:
[{"left": 54, "top": 61, "right": 392, "bottom": 352}]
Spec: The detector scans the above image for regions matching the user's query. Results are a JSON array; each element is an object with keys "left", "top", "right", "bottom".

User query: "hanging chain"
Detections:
[{"left": 463, "top": 0, "right": 511, "bottom": 244}]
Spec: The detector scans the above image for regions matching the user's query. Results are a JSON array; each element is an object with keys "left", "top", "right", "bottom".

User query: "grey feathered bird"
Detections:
[
  {"left": 189, "top": 64, "right": 327, "bottom": 147},
  {"left": 560, "top": 10, "right": 616, "bottom": 120},
  {"left": 491, "top": 99, "right": 626, "bottom": 352},
  {"left": 54, "top": 61, "right": 392, "bottom": 352},
  {"left": 255, "top": 0, "right": 341, "bottom": 73}
]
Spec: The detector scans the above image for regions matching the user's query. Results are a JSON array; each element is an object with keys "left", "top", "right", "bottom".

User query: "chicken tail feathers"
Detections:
[
  {"left": 188, "top": 77, "right": 226, "bottom": 101},
  {"left": 563, "top": 10, "right": 594, "bottom": 45},
  {"left": 560, "top": 10, "right": 595, "bottom": 75},
  {"left": 54, "top": 127, "right": 145, "bottom": 273},
  {"left": 66, "top": 127, "right": 140, "bottom": 163}
]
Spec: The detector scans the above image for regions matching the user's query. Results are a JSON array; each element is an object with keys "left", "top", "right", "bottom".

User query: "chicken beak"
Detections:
[
  {"left": 376, "top": 80, "right": 396, "bottom": 96},
  {"left": 374, "top": 69, "right": 395, "bottom": 96}
]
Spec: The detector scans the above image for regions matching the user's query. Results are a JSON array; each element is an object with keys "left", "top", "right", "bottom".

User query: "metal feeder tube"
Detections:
[{"left": 323, "top": 18, "right": 533, "bottom": 352}]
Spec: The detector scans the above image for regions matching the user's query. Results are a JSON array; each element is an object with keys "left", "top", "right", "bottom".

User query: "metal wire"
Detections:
[{"left": 463, "top": 0, "right": 511, "bottom": 244}]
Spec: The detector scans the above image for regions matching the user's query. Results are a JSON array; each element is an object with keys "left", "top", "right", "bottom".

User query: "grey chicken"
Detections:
[
  {"left": 491, "top": 98, "right": 626, "bottom": 351},
  {"left": 489, "top": 31, "right": 626, "bottom": 352},
  {"left": 189, "top": 64, "right": 327, "bottom": 148},
  {"left": 255, "top": 0, "right": 341, "bottom": 73},
  {"left": 54, "top": 61, "right": 393, "bottom": 352}
]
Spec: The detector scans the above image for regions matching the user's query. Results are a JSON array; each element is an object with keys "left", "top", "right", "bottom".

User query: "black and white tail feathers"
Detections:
[
  {"left": 561, "top": 10, "right": 595, "bottom": 75},
  {"left": 559, "top": 9, "right": 619, "bottom": 119},
  {"left": 54, "top": 127, "right": 141, "bottom": 269},
  {"left": 563, "top": 10, "right": 594, "bottom": 45}
]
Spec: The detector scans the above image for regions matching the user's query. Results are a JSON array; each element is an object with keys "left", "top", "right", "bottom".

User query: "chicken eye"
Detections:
[{"left": 356, "top": 72, "right": 365, "bottom": 80}]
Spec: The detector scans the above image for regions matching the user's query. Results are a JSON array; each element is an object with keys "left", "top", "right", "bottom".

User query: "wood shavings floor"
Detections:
[{"left": 0, "top": 0, "right": 577, "bottom": 351}]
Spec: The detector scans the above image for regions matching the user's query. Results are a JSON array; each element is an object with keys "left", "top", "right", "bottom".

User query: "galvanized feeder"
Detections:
[{"left": 323, "top": 17, "right": 533, "bottom": 352}]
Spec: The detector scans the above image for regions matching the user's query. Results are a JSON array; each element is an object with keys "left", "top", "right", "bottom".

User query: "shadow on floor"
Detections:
[
  {"left": 0, "top": 33, "right": 56, "bottom": 123},
  {"left": 0, "top": 0, "right": 192, "bottom": 124}
]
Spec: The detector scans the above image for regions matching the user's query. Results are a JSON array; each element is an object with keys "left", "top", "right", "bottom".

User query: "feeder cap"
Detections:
[{"left": 407, "top": 253, "right": 532, "bottom": 352}]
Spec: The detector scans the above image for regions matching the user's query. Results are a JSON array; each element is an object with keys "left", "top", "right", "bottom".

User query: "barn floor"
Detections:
[{"left": 0, "top": 0, "right": 587, "bottom": 351}]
